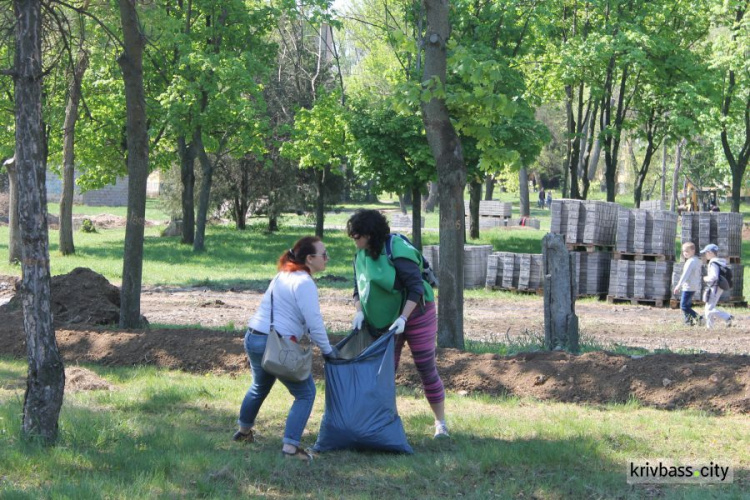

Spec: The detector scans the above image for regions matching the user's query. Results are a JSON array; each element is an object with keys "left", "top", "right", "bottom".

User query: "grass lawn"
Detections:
[{"left": 1, "top": 358, "right": 747, "bottom": 499}]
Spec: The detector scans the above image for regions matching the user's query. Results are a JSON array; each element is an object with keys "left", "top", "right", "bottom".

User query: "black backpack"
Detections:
[
  {"left": 386, "top": 233, "right": 439, "bottom": 288},
  {"left": 718, "top": 263, "right": 733, "bottom": 291}
]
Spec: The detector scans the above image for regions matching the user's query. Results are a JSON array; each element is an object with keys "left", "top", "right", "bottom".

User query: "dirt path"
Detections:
[
  {"left": 138, "top": 285, "right": 750, "bottom": 355},
  {"left": 2, "top": 274, "right": 749, "bottom": 414}
]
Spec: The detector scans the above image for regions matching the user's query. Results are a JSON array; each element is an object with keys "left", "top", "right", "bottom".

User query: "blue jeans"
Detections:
[
  {"left": 237, "top": 331, "right": 316, "bottom": 448},
  {"left": 680, "top": 291, "right": 698, "bottom": 324}
]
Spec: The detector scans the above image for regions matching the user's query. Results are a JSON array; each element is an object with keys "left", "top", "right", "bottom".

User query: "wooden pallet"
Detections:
[
  {"left": 566, "top": 243, "right": 614, "bottom": 253},
  {"left": 669, "top": 298, "right": 747, "bottom": 309},
  {"left": 613, "top": 252, "right": 674, "bottom": 262},
  {"left": 490, "top": 285, "right": 544, "bottom": 295},
  {"left": 606, "top": 295, "right": 669, "bottom": 307},
  {"left": 577, "top": 293, "right": 608, "bottom": 301}
]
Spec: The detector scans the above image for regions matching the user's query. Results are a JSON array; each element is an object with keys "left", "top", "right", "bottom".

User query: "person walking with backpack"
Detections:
[
  {"left": 700, "top": 243, "right": 733, "bottom": 328},
  {"left": 346, "top": 209, "right": 449, "bottom": 438}
]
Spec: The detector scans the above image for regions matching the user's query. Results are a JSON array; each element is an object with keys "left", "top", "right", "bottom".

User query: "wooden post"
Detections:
[{"left": 543, "top": 233, "right": 579, "bottom": 352}]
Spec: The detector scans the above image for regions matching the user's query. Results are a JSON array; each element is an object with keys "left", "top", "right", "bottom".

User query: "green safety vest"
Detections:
[{"left": 355, "top": 236, "right": 434, "bottom": 330}]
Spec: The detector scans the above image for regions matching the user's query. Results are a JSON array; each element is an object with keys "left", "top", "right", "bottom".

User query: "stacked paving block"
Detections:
[
  {"left": 640, "top": 200, "right": 667, "bottom": 211},
  {"left": 422, "top": 244, "right": 493, "bottom": 289},
  {"left": 550, "top": 199, "right": 618, "bottom": 297},
  {"left": 550, "top": 199, "right": 618, "bottom": 246},
  {"left": 616, "top": 209, "right": 678, "bottom": 258},
  {"left": 672, "top": 211, "right": 745, "bottom": 306},
  {"left": 464, "top": 200, "right": 513, "bottom": 229},
  {"left": 464, "top": 245, "right": 494, "bottom": 288},
  {"left": 484, "top": 252, "right": 543, "bottom": 293},
  {"left": 608, "top": 208, "right": 678, "bottom": 305},
  {"left": 390, "top": 214, "right": 425, "bottom": 228},
  {"left": 608, "top": 259, "right": 634, "bottom": 299},
  {"left": 671, "top": 262, "right": 744, "bottom": 304},
  {"left": 681, "top": 212, "right": 742, "bottom": 259},
  {"left": 572, "top": 252, "right": 612, "bottom": 297}
]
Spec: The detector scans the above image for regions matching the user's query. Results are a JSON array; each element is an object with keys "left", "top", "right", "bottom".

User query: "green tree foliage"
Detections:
[
  {"left": 707, "top": 0, "right": 750, "bottom": 212},
  {"left": 281, "top": 90, "right": 348, "bottom": 236},
  {"left": 348, "top": 98, "right": 433, "bottom": 197}
]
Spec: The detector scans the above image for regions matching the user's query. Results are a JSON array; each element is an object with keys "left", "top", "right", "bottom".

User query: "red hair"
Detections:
[{"left": 278, "top": 236, "right": 321, "bottom": 275}]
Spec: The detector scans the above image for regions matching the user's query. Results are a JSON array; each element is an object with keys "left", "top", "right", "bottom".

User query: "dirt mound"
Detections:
[
  {"left": 65, "top": 366, "right": 114, "bottom": 392},
  {"left": 0, "top": 275, "right": 20, "bottom": 300},
  {"left": 0, "top": 268, "right": 121, "bottom": 326},
  {"left": 45, "top": 213, "right": 161, "bottom": 230},
  {"left": 1, "top": 324, "right": 748, "bottom": 414}
]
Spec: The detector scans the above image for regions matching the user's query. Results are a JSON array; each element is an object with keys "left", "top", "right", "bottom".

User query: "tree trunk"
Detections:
[
  {"left": 422, "top": 0, "right": 466, "bottom": 349},
  {"left": 719, "top": 7, "right": 749, "bottom": 213},
  {"left": 580, "top": 102, "right": 598, "bottom": 199},
  {"left": 633, "top": 111, "right": 660, "bottom": 208},
  {"left": 5, "top": 158, "right": 22, "bottom": 263},
  {"left": 234, "top": 165, "right": 249, "bottom": 230},
  {"left": 397, "top": 193, "right": 407, "bottom": 214},
  {"left": 424, "top": 180, "right": 438, "bottom": 212},
  {"left": 59, "top": 49, "right": 88, "bottom": 256},
  {"left": 411, "top": 184, "right": 422, "bottom": 250},
  {"left": 177, "top": 135, "right": 196, "bottom": 244},
  {"left": 587, "top": 138, "right": 601, "bottom": 182},
  {"left": 564, "top": 84, "right": 581, "bottom": 199},
  {"left": 469, "top": 179, "right": 480, "bottom": 239},
  {"left": 15, "top": 0, "right": 65, "bottom": 444},
  {"left": 519, "top": 167, "right": 530, "bottom": 217},
  {"left": 660, "top": 142, "right": 667, "bottom": 202},
  {"left": 542, "top": 233, "right": 579, "bottom": 352},
  {"left": 118, "top": 0, "right": 149, "bottom": 328},
  {"left": 403, "top": 189, "right": 412, "bottom": 208},
  {"left": 484, "top": 174, "right": 495, "bottom": 200},
  {"left": 314, "top": 167, "right": 326, "bottom": 237},
  {"left": 193, "top": 131, "right": 213, "bottom": 252},
  {"left": 670, "top": 138, "right": 686, "bottom": 212}
]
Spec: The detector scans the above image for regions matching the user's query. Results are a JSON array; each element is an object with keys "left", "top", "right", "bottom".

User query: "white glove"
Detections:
[
  {"left": 389, "top": 315, "right": 407, "bottom": 335},
  {"left": 352, "top": 311, "right": 365, "bottom": 331}
]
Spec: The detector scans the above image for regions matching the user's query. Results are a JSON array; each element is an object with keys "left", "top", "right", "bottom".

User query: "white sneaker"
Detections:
[{"left": 434, "top": 422, "right": 450, "bottom": 439}]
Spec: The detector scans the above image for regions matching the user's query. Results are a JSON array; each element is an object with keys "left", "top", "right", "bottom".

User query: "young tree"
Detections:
[
  {"left": 13, "top": 0, "right": 65, "bottom": 444},
  {"left": 59, "top": 22, "right": 89, "bottom": 255},
  {"left": 281, "top": 91, "right": 348, "bottom": 237},
  {"left": 348, "top": 98, "right": 434, "bottom": 247}
]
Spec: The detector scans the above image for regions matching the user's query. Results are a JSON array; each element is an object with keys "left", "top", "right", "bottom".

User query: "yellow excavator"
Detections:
[{"left": 680, "top": 177, "right": 722, "bottom": 212}]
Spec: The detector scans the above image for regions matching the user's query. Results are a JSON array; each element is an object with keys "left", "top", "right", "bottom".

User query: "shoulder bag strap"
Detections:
[{"left": 269, "top": 274, "right": 279, "bottom": 332}]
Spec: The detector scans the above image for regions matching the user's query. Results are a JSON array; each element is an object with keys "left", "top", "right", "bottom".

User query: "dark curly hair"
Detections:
[{"left": 346, "top": 209, "right": 390, "bottom": 259}]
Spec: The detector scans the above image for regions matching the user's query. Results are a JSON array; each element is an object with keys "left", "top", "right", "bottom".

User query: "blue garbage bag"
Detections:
[{"left": 313, "top": 329, "right": 413, "bottom": 454}]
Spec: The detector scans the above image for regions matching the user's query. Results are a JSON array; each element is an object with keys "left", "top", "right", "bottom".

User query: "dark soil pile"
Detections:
[
  {"left": 1, "top": 272, "right": 749, "bottom": 414},
  {"left": 1, "top": 324, "right": 748, "bottom": 414},
  {"left": 0, "top": 267, "right": 121, "bottom": 326}
]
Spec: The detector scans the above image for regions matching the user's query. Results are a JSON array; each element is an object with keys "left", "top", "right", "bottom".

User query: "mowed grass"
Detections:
[{"left": 0, "top": 358, "right": 748, "bottom": 499}]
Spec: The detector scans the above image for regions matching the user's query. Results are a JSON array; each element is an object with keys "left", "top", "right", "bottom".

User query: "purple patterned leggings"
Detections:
[{"left": 394, "top": 301, "right": 445, "bottom": 404}]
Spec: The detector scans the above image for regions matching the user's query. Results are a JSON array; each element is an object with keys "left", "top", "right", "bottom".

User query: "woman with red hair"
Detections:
[{"left": 233, "top": 236, "right": 338, "bottom": 461}]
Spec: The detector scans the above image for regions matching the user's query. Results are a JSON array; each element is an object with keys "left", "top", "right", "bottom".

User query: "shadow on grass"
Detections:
[{"left": 2, "top": 358, "right": 748, "bottom": 498}]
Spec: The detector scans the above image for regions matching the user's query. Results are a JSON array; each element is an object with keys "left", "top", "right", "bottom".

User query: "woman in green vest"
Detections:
[{"left": 347, "top": 209, "right": 449, "bottom": 438}]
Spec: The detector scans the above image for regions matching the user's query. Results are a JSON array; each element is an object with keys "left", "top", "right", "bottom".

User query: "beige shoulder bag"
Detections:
[{"left": 261, "top": 275, "right": 313, "bottom": 382}]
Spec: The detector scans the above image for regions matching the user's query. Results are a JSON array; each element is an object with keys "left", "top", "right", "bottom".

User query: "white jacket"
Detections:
[
  {"left": 675, "top": 256, "right": 702, "bottom": 292},
  {"left": 248, "top": 271, "right": 333, "bottom": 354}
]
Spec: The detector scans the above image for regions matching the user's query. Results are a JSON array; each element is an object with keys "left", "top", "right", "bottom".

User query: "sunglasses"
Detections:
[{"left": 311, "top": 251, "right": 329, "bottom": 260}]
